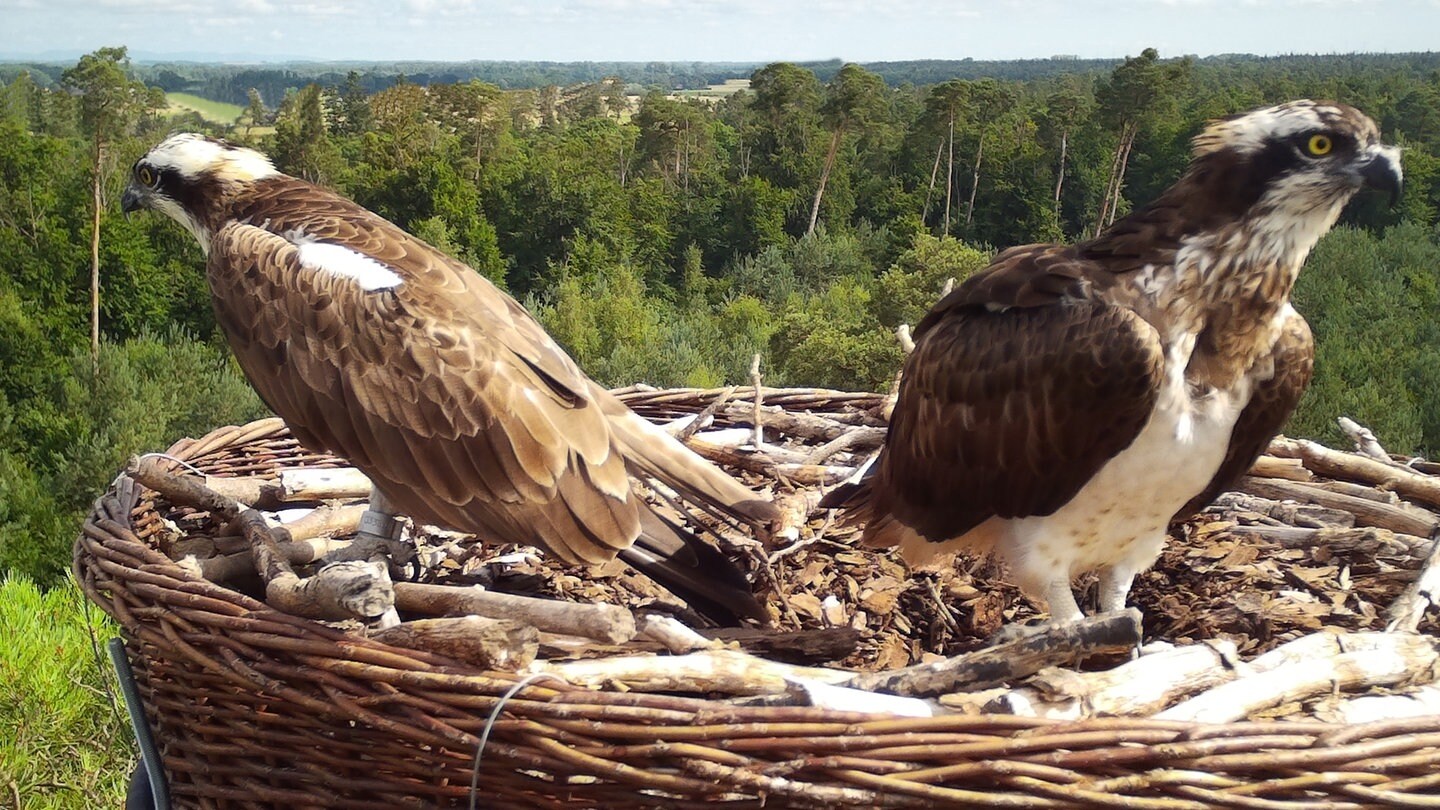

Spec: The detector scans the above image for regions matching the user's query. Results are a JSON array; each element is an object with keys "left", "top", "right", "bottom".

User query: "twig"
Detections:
[
  {"left": 989, "top": 639, "right": 1242, "bottom": 719},
  {"left": 843, "top": 609, "right": 1143, "bottom": 697},
  {"left": 749, "top": 353, "right": 765, "bottom": 451},
  {"left": 673, "top": 385, "right": 737, "bottom": 441},
  {"left": 801, "top": 426, "right": 886, "bottom": 466},
  {"left": 1337, "top": 416, "right": 1393, "bottom": 462},
  {"left": 1386, "top": 528, "right": 1440, "bottom": 632},
  {"left": 533, "top": 648, "right": 850, "bottom": 694},
  {"left": 638, "top": 614, "right": 722, "bottom": 654},
  {"left": 1156, "top": 632, "right": 1440, "bottom": 723},
  {"left": 369, "top": 616, "right": 538, "bottom": 670},
  {"left": 393, "top": 581, "right": 636, "bottom": 645},
  {"left": 129, "top": 456, "right": 393, "bottom": 621}
]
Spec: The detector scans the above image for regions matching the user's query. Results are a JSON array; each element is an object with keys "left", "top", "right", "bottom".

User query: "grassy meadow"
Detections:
[
  {"left": 0, "top": 576, "right": 131, "bottom": 809},
  {"left": 165, "top": 91, "right": 244, "bottom": 123}
]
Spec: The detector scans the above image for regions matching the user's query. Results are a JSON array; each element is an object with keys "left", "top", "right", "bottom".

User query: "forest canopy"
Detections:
[{"left": 2, "top": 46, "right": 1439, "bottom": 583}]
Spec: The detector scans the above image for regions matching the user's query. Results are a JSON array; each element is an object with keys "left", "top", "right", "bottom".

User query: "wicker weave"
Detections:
[{"left": 75, "top": 392, "right": 1440, "bottom": 809}]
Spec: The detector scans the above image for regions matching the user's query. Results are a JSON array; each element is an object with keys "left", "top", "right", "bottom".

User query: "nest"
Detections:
[{"left": 75, "top": 386, "right": 1440, "bottom": 808}]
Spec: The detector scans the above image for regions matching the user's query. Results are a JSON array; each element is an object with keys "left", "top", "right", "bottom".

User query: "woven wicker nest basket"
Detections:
[{"left": 75, "top": 388, "right": 1440, "bottom": 809}]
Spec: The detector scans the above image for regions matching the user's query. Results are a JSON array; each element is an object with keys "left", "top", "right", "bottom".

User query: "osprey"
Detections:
[
  {"left": 122, "top": 134, "right": 777, "bottom": 624},
  {"left": 823, "top": 100, "right": 1401, "bottom": 625}
]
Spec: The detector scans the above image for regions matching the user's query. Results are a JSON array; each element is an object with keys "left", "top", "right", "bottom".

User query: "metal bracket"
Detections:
[{"left": 108, "top": 638, "right": 170, "bottom": 810}]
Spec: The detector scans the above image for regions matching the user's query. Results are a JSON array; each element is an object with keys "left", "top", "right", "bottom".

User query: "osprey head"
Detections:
[
  {"left": 1188, "top": 100, "right": 1401, "bottom": 230},
  {"left": 121, "top": 133, "right": 279, "bottom": 249}
]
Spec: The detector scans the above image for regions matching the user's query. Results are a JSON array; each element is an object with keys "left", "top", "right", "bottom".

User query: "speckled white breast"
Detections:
[{"left": 999, "top": 334, "right": 1255, "bottom": 586}]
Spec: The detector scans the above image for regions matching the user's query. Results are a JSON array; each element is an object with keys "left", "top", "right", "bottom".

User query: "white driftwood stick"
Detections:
[
  {"left": 393, "top": 581, "right": 636, "bottom": 645},
  {"left": 1331, "top": 679, "right": 1440, "bottom": 724},
  {"left": 1156, "top": 632, "right": 1440, "bottom": 723},
  {"left": 1386, "top": 528, "right": 1440, "bottom": 632},
  {"left": 279, "top": 467, "right": 374, "bottom": 501},
  {"left": 638, "top": 614, "right": 722, "bottom": 654},
  {"left": 990, "top": 639, "right": 1242, "bottom": 719},
  {"left": 785, "top": 677, "right": 934, "bottom": 717},
  {"left": 1337, "top": 416, "right": 1393, "bottom": 462},
  {"left": 534, "top": 649, "right": 851, "bottom": 695},
  {"left": 1249, "top": 454, "right": 1313, "bottom": 482},
  {"left": 749, "top": 354, "right": 765, "bottom": 452},
  {"left": 1270, "top": 436, "right": 1440, "bottom": 509}
]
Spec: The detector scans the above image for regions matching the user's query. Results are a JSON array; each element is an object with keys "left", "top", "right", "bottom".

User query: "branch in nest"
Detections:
[
  {"left": 842, "top": 609, "right": 1143, "bottom": 697},
  {"left": 369, "top": 616, "right": 538, "bottom": 671},
  {"left": 393, "top": 581, "right": 636, "bottom": 645},
  {"left": 1156, "top": 631, "right": 1440, "bottom": 723},
  {"left": 129, "top": 457, "right": 394, "bottom": 622},
  {"left": 985, "top": 639, "right": 1242, "bottom": 719},
  {"left": 533, "top": 648, "right": 850, "bottom": 694}
]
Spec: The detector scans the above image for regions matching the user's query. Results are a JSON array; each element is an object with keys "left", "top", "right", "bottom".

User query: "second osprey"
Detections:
[
  {"left": 122, "top": 134, "right": 777, "bottom": 624},
  {"left": 824, "top": 100, "right": 1402, "bottom": 625}
]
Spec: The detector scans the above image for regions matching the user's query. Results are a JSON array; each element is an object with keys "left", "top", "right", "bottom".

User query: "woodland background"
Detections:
[{"left": 3, "top": 47, "right": 1440, "bottom": 806}]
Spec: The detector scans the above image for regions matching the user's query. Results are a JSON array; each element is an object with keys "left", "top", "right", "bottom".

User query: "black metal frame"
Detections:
[{"left": 108, "top": 638, "right": 170, "bottom": 810}]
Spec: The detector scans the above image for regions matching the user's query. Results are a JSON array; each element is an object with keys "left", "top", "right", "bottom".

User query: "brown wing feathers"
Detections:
[
  {"left": 210, "top": 178, "right": 772, "bottom": 621},
  {"left": 823, "top": 246, "right": 1166, "bottom": 551}
]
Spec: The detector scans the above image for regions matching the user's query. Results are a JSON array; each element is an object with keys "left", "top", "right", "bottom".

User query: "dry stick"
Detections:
[
  {"left": 749, "top": 353, "right": 765, "bottom": 452},
  {"left": 1240, "top": 476, "right": 1440, "bottom": 537},
  {"left": 534, "top": 648, "right": 851, "bottom": 695},
  {"left": 683, "top": 438, "right": 853, "bottom": 486},
  {"left": 987, "top": 639, "right": 1243, "bottom": 720},
  {"left": 369, "top": 616, "right": 538, "bottom": 671},
  {"left": 202, "top": 467, "right": 374, "bottom": 509},
  {"left": 1386, "top": 528, "right": 1440, "bottom": 632},
  {"left": 393, "top": 581, "right": 636, "bottom": 645},
  {"left": 843, "top": 609, "right": 1143, "bottom": 697},
  {"left": 673, "top": 385, "right": 737, "bottom": 441},
  {"left": 1157, "top": 631, "right": 1440, "bottom": 723},
  {"left": 801, "top": 426, "right": 887, "bottom": 466},
  {"left": 128, "top": 456, "right": 394, "bottom": 621},
  {"left": 715, "top": 402, "right": 863, "bottom": 442},
  {"left": 1209, "top": 491, "right": 1355, "bottom": 528},
  {"left": 1331, "top": 678, "right": 1440, "bottom": 723},
  {"left": 1336, "top": 416, "right": 1393, "bottom": 462},
  {"left": 1223, "top": 524, "right": 1428, "bottom": 562},
  {"left": 1270, "top": 436, "right": 1440, "bottom": 510}
]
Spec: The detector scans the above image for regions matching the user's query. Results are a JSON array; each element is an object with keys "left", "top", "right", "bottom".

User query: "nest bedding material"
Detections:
[{"left": 75, "top": 386, "right": 1440, "bottom": 808}]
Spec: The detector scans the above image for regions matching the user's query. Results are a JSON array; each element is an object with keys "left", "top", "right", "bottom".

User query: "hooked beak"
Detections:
[
  {"left": 120, "top": 184, "right": 146, "bottom": 219},
  {"left": 1356, "top": 144, "right": 1403, "bottom": 207}
]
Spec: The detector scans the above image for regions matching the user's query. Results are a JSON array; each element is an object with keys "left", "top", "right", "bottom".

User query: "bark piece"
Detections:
[{"left": 369, "top": 616, "right": 538, "bottom": 671}]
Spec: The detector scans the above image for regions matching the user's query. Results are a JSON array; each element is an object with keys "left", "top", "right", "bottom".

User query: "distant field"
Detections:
[
  {"left": 165, "top": 92, "right": 244, "bottom": 124},
  {"left": 671, "top": 78, "right": 750, "bottom": 102}
]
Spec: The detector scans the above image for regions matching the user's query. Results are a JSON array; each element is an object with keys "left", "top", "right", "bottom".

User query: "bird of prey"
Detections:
[
  {"left": 122, "top": 134, "right": 777, "bottom": 624},
  {"left": 822, "top": 100, "right": 1401, "bottom": 625}
]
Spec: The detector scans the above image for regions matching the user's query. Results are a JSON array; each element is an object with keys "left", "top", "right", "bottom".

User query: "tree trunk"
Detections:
[
  {"left": 944, "top": 110, "right": 955, "bottom": 236},
  {"left": 922, "top": 137, "right": 944, "bottom": 222},
  {"left": 1094, "top": 122, "right": 1131, "bottom": 238},
  {"left": 964, "top": 132, "right": 984, "bottom": 228},
  {"left": 1053, "top": 130, "right": 1068, "bottom": 220},
  {"left": 807, "top": 125, "right": 844, "bottom": 237},
  {"left": 1108, "top": 127, "right": 1136, "bottom": 227},
  {"left": 90, "top": 133, "right": 103, "bottom": 370}
]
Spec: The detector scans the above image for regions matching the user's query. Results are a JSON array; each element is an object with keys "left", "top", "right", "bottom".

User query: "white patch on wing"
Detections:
[{"left": 283, "top": 230, "right": 403, "bottom": 291}]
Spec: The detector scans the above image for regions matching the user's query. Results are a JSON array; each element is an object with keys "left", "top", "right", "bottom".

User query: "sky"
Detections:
[{"left": 1, "top": 0, "right": 1437, "bottom": 64}]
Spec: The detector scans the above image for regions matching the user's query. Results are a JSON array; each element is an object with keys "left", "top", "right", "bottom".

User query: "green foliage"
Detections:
[
  {"left": 873, "top": 235, "right": 992, "bottom": 327},
  {"left": 1291, "top": 223, "right": 1440, "bottom": 455},
  {"left": 770, "top": 277, "right": 904, "bottom": 392},
  {"left": 0, "top": 574, "right": 130, "bottom": 809},
  {"left": 5, "top": 332, "right": 266, "bottom": 584}
]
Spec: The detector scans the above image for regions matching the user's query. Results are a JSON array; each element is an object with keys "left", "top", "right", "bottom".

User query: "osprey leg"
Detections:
[{"left": 1039, "top": 576, "right": 1084, "bottom": 625}]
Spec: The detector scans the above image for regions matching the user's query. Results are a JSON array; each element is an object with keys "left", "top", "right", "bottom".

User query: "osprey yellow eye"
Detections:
[
  {"left": 1307, "top": 134, "right": 1333, "bottom": 156},
  {"left": 137, "top": 166, "right": 157, "bottom": 187}
]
